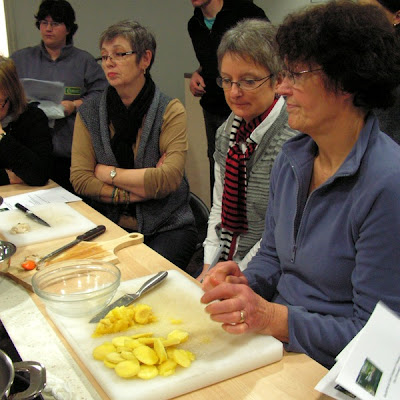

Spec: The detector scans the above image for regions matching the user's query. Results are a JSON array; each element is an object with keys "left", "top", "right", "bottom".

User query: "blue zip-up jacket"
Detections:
[{"left": 245, "top": 114, "right": 400, "bottom": 368}]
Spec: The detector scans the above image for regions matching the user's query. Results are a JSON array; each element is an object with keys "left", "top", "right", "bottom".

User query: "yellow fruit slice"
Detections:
[
  {"left": 124, "top": 338, "right": 142, "bottom": 349},
  {"left": 105, "top": 352, "right": 125, "bottom": 364},
  {"left": 154, "top": 339, "right": 167, "bottom": 363},
  {"left": 133, "top": 345, "right": 159, "bottom": 365},
  {"left": 115, "top": 359, "right": 140, "bottom": 378},
  {"left": 158, "top": 359, "right": 177, "bottom": 377},
  {"left": 137, "top": 365, "right": 158, "bottom": 380},
  {"left": 112, "top": 336, "right": 132, "bottom": 348},
  {"left": 134, "top": 304, "right": 153, "bottom": 324},
  {"left": 167, "top": 329, "right": 189, "bottom": 344},
  {"left": 103, "top": 359, "right": 118, "bottom": 369},
  {"left": 131, "top": 332, "right": 153, "bottom": 339},
  {"left": 162, "top": 338, "right": 180, "bottom": 347},
  {"left": 172, "top": 349, "right": 191, "bottom": 368},
  {"left": 120, "top": 351, "right": 137, "bottom": 361},
  {"left": 92, "top": 342, "right": 116, "bottom": 361}
]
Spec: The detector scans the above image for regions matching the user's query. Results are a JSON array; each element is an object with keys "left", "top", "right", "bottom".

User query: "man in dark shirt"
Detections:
[{"left": 188, "top": 0, "right": 267, "bottom": 200}]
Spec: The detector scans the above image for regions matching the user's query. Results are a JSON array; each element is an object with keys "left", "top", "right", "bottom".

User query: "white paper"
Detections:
[
  {"left": 1, "top": 187, "right": 81, "bottom": 211},
  {"left": 20, "top": 78, "right": 66, "bottom": 122},
  {"left": 316, "top": 302, "right": 400, "bottom": 400},
  {"left": 21, "top": 78, "right": 64, "bottom": 103}
]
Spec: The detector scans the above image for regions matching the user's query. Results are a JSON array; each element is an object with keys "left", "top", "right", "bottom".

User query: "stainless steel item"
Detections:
[
  {"left": 14, "top": 203, "right": 51, "bottom": 227},
  {"left": 0, "top": 349, "right": 46, "bottom": 400},
  {"left": 89, "top": 270, "right": 168, "bottom": 323},
  {"left": 38, "top": 225, "right": 106, "bottom": 266},
  {"left": 0, "top": 241, "right": 16, "bottom": 273}
]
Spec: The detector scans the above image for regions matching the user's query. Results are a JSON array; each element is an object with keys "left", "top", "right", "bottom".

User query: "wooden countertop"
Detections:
[{"left": 0, "top": 182, "right": 332, "bottom": 399}]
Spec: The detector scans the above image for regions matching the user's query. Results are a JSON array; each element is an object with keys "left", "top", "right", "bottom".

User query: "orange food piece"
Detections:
[{"left": 21, "top": 260, "right": 37, "bottom": 270}]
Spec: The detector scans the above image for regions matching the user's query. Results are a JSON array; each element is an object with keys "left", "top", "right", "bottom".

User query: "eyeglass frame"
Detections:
[
  {"left": 216, "top": 74, "right": 274, "bottom": 91},
  {"left": 0, "top": 98, "right": 9, "bottom": 109},
  {"left": 280, "top": 68, "right": 323, "bottom": 85},
  {"left": 96, "top": 51, "right": 137, "bottom": 63},
  {"left": 39, "top": 20, "right": 63, "bottom": 28}
]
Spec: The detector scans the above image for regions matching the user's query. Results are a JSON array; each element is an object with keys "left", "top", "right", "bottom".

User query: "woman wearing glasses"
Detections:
[
  {"left": 11, "top": 0, "right": 106, "bottom": 192},
  {"left": 70, "top": 20, "right": 197, "bottom": 271},
  {"left": 201, "top": 1, "right": 400, "bottom": 369},
  {"left": 0, "top": 56, "right": 52, "bottom": 186},
  {"left": 196, "top": 19, "right": 296, "bottom": 282}
]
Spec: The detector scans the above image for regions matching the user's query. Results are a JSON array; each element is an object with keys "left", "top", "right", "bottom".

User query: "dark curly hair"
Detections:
[
  {"left": 276, "top": 0, "right": 400, "bottom": 110},
  {"left": 35, "top": 0, "right": 78, "bottom": 44}
]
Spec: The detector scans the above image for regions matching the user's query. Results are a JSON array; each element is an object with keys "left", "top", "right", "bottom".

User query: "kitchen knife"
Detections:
[
  {"left": 15, "top": 203, "right": 51, "bottom": 227},
  {"left": 38, "top": 224, "right": 106, "bottom": 265},
  {"left": 89, "top": 270, "right": 168, "bottom": 323}
]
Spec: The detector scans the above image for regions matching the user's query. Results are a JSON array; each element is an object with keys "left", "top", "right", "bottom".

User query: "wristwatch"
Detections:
[{"left": 110, "top": 167, "right": 117, "bottom": 184}]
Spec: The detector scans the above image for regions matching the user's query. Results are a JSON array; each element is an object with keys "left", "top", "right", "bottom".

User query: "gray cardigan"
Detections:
[
  {"left": 79, "top": 86, "right": 194, "bottom": 235},
  {"left": 214, "top": 101, "right": 297, "bottom": 260}
]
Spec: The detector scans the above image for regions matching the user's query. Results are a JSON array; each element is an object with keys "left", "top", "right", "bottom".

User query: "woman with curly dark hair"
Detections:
[{"left": 200, "top": 0, "right": 400, "bottom": 369}]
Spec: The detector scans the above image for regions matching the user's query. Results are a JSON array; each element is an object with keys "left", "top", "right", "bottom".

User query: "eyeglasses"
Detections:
[
  {"left": 0, "top": 98, "right": 8, "bottom": 109},
  {"left": 216, "top": 74, "right": 274, "bottom": 91},
  {"left": 280, "top": 68, "right": 322, "bottom": 85},
  {"left": 39, "top": 20, "right": 63, "bottom": 28},
  {"left": 96, "top": 51, "right": 137, "bottom": 63}
]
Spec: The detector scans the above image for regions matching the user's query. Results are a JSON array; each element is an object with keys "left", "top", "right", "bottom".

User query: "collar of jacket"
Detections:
[
  {"left": 40, "top": 41, "right": 74, "bottom": 61},
  {"left": 282, "top": 112, "right": 379, "bottom": 181}
]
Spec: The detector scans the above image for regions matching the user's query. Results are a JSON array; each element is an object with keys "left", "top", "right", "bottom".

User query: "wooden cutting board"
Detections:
[
  {"left": 1, "top": 232, "right": 144, "bottom": 291},
  {"left": 47, "top": 270, "right": 283, "bottom": 400},
  {"left": 0, "top": 203, "right": 96, "bottom": 247}
]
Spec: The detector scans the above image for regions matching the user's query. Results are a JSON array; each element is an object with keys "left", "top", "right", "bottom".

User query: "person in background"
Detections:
[
  {"left": 196, "top": 19, "right": 297, "bottom": 282},
  {"left": 0, "top": 56, "right": 52, "bottom": 186},
  {"left": 358, "top": 0, "right": 400, "bottom": 144},
  {"left": 200, "top": 0, "right": 400, "bottom": 369},
  {"left": 11, "top": 0, "right": 107, "bottom": 192},
  {"left": 70, "top": 20, "right": 197, "bottom": 271},
  {"left": 187, "top": 0, "right": 267, "bottom": 202}
]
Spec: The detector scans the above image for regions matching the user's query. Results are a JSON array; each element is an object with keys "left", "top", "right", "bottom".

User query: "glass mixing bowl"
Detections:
[
  {"left": 0, "top": 241, "right": 17, "bottom": 273},
  {"left": 31, "top": 259, "right": 121, "bottom": 318}
]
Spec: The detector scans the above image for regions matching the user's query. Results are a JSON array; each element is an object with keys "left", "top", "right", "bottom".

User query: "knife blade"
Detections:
[
  {"left": 15, "top": 203, "right": 51, "bottom": 227},
  {"left": 89, "top": 271, "right": 168, "bottom": 323},
  {"left": 38, "top": 224, "right": 106, "bottom": 265}
]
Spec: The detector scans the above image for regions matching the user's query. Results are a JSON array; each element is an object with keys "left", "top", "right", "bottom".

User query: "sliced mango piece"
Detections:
[
  {"left": 105, "top": 351, "right": 125, "bottom": 364},
  {"left": 158, "top": 359, "right": 177, "bottom": 377},
  {"left": 131, "top": 332, "right": 154, "bottom": 339},
  {"left": 167, "top": 329, "right": 189, "bottom": 344},
  {"left": 162, "top": 338, "right": 180, "bottom": 347},
  {"left": 92, "top": 342, "right": 116, "bottom": 361},
  {"left": 124, "top": 338, "right": 142, "bottom": 350},
  {"left": 154, "top": 338, "right": 167, "bottom": 363},
  {"left": 103, "top": 359, "right": 118, "bottom": 369},
  {"left": 115, "top": 359, "right": 140, "bottom": 378},
  {"left": 120, "top": 351, "right": 138, "bottom": 361},
  {"left": 134, "top": 304, "right": 153, "bottom": 324},
  {"left": 112, "top": 336, "right": 132, "bottom": 348},
  {"left": 133, "top": 345, "right": 159, "bottom": 365},
  {"left": 137, "top": 365, "right": 158, "bottom": 380},
  {"left": 172, "top": 349, "right": 192, "bottom": 368}
]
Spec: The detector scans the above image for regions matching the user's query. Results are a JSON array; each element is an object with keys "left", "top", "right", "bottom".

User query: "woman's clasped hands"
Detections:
[{"left": 200, "top": 261, "right": 289, "bottom": 341}]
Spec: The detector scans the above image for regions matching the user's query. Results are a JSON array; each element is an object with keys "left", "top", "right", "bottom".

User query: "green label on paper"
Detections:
[{"left": 65, "top": 87, "right": 81, "bottom": 96}]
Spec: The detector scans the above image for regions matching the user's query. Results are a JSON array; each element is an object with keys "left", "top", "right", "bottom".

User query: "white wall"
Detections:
[{"left": 5, "top": 0, "right": 313, "bottom": 103}]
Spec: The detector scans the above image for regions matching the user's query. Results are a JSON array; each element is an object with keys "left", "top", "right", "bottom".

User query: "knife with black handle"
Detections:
[
  {"left": 38, "top": 225, "right": 106, "bottom": 265},
  {"left": 15, "top": 203, "right": 51, "bottom": 227}
]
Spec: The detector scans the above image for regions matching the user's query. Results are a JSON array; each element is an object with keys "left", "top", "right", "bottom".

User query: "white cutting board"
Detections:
[
  {"left": 0, "top": 202, "right": 96, "bottom": 247},
  {"left": 48, "top": 270, "right": 283, "bottom": 400}
]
